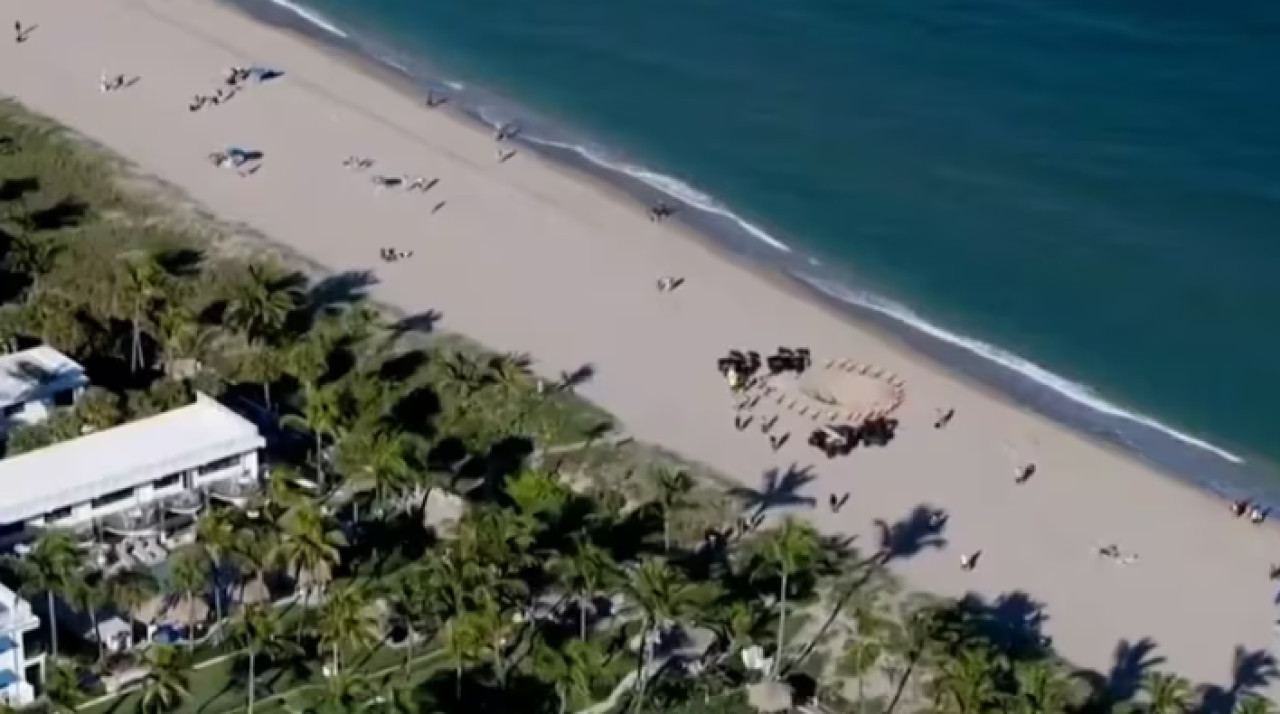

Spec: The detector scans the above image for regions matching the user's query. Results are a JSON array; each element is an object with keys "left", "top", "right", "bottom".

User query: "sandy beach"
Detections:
[{"left": 2, "top": 0, "right": 1277, "bottom": 693}]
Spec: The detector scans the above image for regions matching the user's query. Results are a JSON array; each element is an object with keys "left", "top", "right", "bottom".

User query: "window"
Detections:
[
  {"left": 91, "top": 487, "right": 134, "bottom": 509},
  {"left": 52, "top": 388, "right": 76, "bottom": 407},
  {"left": 154, "top": 473, "right": 181, "bottom": 490},
  {"left": 0, "top": 522, "right": 23, "bottom": 538},
  {"left": 1, "top": 403, "right": 23, "bottom": 418},
  {"left": 197, "top": 454, "right": 242, "bottom": 476}
]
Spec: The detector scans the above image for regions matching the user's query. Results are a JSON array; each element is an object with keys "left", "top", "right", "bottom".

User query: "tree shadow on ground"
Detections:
[
  {"left": 420, "top": 668, "right": 557, "bottom": 714},
  {"left": 874, "top": 504, "right": 947, "bottom": 564},
  {"left": 378, "top": 349, "right": 430, "bottom": 384},
  {"left": 154, "top": 247, "right": 205, "bottom": 278},
  {"left": 0, "top": 176, "right": 39, "bottom": 203},
  {"left": 389, "top": 309, "right": 443, "bottom": 337},
  {"left": 556, "top": 362, "right": 595, "bottom": 392},
  {"left": 1076, "top": 636, "right": 1164, "bottom": 712},
  {"left": 27, "top": 197, "right": 89, "bottom": 231},
  {"left": 304, "top": 269, "right": 377, "bottom": 321},
  {"left": 952, "top": 590, "right": 1050, "bottom": 662},
  {"left": 729, "top": 465, "right": 817, "bottom": 517},
  {"left": 1192, "top": 647, "right": 1279, "bottom": 714}
]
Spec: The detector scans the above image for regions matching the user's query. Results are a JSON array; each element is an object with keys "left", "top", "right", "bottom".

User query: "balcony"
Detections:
[
  {"left": 162, "top": 491, "right": 204, "bottom": 517},
  {"left": 100, "top": 508, "right": 163, "bottom": 538},
  {"left": 207, "top": 473, "right": 261, "bottom": 508}
]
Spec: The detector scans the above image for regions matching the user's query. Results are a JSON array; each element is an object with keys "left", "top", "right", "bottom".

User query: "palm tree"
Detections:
[
  {"left": 706, "top": 599, "right": 773, "bottom": 668},
  {"left": 282, "top": 385, "right": 344, "bottom": 490},
  {"left": 168, "top": 545, "right": 211, "bottom": 647},
  {"left": 44, "top": 659, "right": 86, "bottom": 714},
  {"left": 928, "top": 646, "right": 1003, "bottom": 714},
  {"left": 1236, "top": 695, "right": 1280, "bottom": 714},
  {"left": 386, "top": 565, "right": 440, "bottom": 665},
  {"left": 313, "top": 582, "right": 380, "bottom": 676},
  {"left": 294, "top": 668, "right": 371, "bottom": 714},
  {"left": 505, "top": 470, "right": 571, "bottom": 523},
  {"left": 4, "top": 232, "right": 61, "bottom": 299},
  {"left": 65, "top": 571, "right": 109, "bottom": 663},
  {"left": 652, "top": 467, "right": 693, "bottom": 552},
  {"left": 155, "top": 300, "right": 215, "bottom": 377},
  {"left": 273, "top": 498, "right": 346, "bottom": 598},
  {"left": 551, "top": 538, "right": 618, "bottom": 640},
  {"left": 375, "top": 683, "right": 421, "bottom": 714},
  {"left": 137, "top": 644, "right": 191, "bottom": 714},
  {"left": 440, "top": 350, "right": 489, "bottom": 400},
  {"left": 338, "top": 426, "right": 415, "bottom": 514},
  {"left": 239, "top": 339, "right": 286, "bottom": 411},
  {"left": 1009, "top": 660, "right": 1074, "bottom": 714},
  {"left": 839, "top": 637, "right": 884, "bottom": 707},
  {"left": 534, "top": 636, "right": 609, "bottom": 714},
  {"left": 196, "top": 508, "right": 243, "bottom": 637},
  {"left": 624, "top": 557, "right": 710, "bottom": 712},
  {"left": 105, "top": 565, "right": 160, "bottom": 632},
  {"left": 1142, "top": 671, "right": 1194, "bottom": 714},
  {"left": 442, "top": 606, "right": 490, "bottom": 699},
  {"left": 117, "top": 253, "right": 166, "bottom": 373},
  {"left": 456, "top": 598, "right": 521, "bottom": 687},
  {"left": 230, "top": 604, "right": 300, "bottom": 714},
  {"left": 457, "top": 506, "right": 537, "bottom": 576},
  {"left": 752, "top": 517, "right": 821, "bottom": 677},
  {"left": 9, "top": 529, "right": 82, "bottom": 657},
  {"left": 225, "top": 262, "right": 300, "bottom": 341}
]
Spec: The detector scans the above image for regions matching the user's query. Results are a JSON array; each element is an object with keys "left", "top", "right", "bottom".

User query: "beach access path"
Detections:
[{"left": 2, "top": 0, "right": 1277, "bottom": 695}]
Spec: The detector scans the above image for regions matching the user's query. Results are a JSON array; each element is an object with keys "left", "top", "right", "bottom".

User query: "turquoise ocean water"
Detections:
[{"left": 231, "top": 0, "right": 1280, "bottom": 502}]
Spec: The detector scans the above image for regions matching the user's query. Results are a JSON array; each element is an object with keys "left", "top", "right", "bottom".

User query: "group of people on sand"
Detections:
[
  {"left": 189, "top": 86, "right": 236, "bottom": 112},
  {"left": 655, "top": 276, "right": 685, "bottom": 293},
  {"left": 492, "top": 123, "right": 519, "bottom": 163},
  {"left": 717, "top": 347, "right": 812, "bottom": 385},
  {"left": 379, "top": 247, "right": 414, "bottom": 262},
  {"left": 1097, "top": 543, "right": 1139, "bottom": 565},
  {"left": 1230, "top": 499, "right": 1268, "bottom": 524},
  {"left": 808, "top": 417, "right": 898, "bottom": 459},
  {"left": 99, "top": 72, "right": 136, "bottom": 93},
  {"left": 648, "top": 202, "right": 676, "bottom": 222}
]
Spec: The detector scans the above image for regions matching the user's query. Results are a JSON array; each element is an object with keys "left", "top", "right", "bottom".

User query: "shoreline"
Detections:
[
  {"left": 5, "top": 0, "right": 1279, "bottom": 691},
  {"left": 225, "top": 0, "right": 1280, "bottom": 510}
]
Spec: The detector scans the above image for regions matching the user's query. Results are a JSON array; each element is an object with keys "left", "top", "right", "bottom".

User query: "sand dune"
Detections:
[{"left": 2, "top": 0, "right": 1277, "bottom": 693}]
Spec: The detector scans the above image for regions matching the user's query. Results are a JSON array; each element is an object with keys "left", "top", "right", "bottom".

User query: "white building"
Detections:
[
  {"left": 0, "top": 346, "right": 87, "bottom": 432},
  {"left": 0, "top": 393, "right": 265, "bottom": 545},
  {"left": 0, "top": 583, "right": 42, "bottom": 707}
]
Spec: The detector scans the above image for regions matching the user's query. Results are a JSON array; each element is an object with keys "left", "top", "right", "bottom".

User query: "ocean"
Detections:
[{"left": 228, "top": 0, "right": 1280, "bottom": 504}]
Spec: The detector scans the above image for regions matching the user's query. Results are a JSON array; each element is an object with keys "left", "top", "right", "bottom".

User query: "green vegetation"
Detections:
[{"left": 0, "top": 99, "right": 1272, "bottom": 714}]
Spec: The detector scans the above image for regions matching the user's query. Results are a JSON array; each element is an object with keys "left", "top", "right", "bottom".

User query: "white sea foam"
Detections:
[
  {"left": 519, "top": 134, "right": 793, "bottom": 254},
  {"left": 471, "top": 107, "right": 1240, "bottom": 466},
  {"left": 266, "top": 0, "right": 348, "bottom": 38},
  {"left": 376, "top": 55, "right": 410, "bottom": 73},
  {"left": 796, "top": 272, "right": 1246, "bottom": 465}
]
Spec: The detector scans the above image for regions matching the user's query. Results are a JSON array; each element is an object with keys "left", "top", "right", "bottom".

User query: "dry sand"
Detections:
[{"left": 3, "top": 0, "right": 1277, "bottom": 694}]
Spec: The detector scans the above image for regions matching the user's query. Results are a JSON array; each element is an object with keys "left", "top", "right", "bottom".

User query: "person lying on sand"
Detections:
[{"left": 934, "top": 407, "right": 955, "bottom": 429}]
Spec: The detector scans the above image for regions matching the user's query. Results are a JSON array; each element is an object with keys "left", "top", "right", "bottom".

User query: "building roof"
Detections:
[
  {"left": 0, "top": 393, "right": 265, "bottom": 524},
  {"left": 0, "top": 346, "right": 87, "bottom": 409}
]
